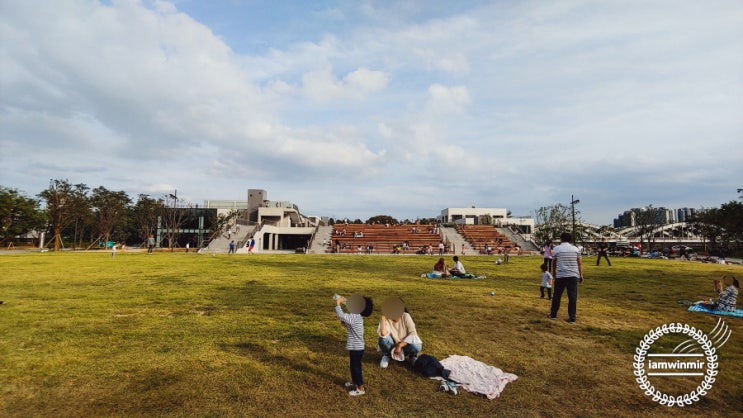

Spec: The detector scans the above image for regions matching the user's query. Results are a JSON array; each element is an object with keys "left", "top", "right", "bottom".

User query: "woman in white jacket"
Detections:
[{"left": 377, "top": 297, "right": 423, "bottom": 368}]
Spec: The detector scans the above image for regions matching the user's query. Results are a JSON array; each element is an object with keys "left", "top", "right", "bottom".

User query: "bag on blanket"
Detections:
[{"left": 413, "top": 354, "right": 451, "bottom": 379}]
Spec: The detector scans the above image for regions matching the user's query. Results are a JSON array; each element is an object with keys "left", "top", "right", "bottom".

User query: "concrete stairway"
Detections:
[
  {"left": 496, "top": 227, "right": 539, "bottom": 252},
  {"left": 203, "top": 224, "right": 254, "bottom": 253},
  {"left": 309, "top": 225, "right": 333, "bottom": 253},
  {"left": 439, "top": 226, "right": 474, "bottom": 255}
]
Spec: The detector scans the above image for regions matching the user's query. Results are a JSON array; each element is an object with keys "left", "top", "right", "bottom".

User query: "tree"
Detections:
[
  {"left": 38, "top": 179, "right": 89, "bottom": 251},
  {"left": 0, "top": 187, "right": 46, "bottom": 244},
  {"left": 366, "top": 215, "right": 397, "bottom": 225},
  {"left": 90, "top": 187, "right": 132, "bottom": 246},
  {"left": 634, "top": 206, "right": 664, "bottom": 252},
  {"left": 533, "top": 204, "right": 574, "bottom": 243},
  {"left": 159, "top": 192, "right": 187, "bottom": 251},
  {"left": 130, "top": 194, "right": 164, "bottom": 245},
  {"left": 692, "top": 200, "right": 743, "bottom": 256}
]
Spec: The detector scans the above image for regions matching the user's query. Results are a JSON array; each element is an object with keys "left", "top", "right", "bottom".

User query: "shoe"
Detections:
[
  {"left": 348, "top": 388, "right": 365, "bottom": 396},
  {"left": 540, "top": 296, "right": 544, "bottom": 299},
  {"left": 380, "top": 355, "right": 390, "bottom": 368},
  {"left": 548, "top": 315, "right": 557, "bottom": 320},
  {"left": 446, "top": 381, "right": 459, "bottom": 395},
  {"left": 566, "top": 318, "right": 576, "bottom": 323},
  {"left": 344, "top": 382, "right": 355, "bottom": 389},
  {"left": 439, "top": 381, "right": 450, "bottom": 392}
]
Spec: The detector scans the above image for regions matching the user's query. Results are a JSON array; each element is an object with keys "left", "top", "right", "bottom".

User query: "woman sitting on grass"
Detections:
[
  {"left": 433, "top": 258, "right": 450, "bottom": 277},
  {"left": 378, "top": 297, "right": 422, "bottom": 368},
  {"left": 699, "top": 277, "right": 739, "bottom": 311}
]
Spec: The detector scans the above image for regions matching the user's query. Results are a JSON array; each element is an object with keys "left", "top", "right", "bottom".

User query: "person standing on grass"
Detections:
[
  {"left": 335, "top": 294, "right": 374, "bottom": 396},
  {"left": 147, "top": 235, "right": 155, "bottom": 254},
  {"left": 540, "top": 264, "right": 553, "bottom": 300},
  {"left": 228, "top": 240, "right": 235, "bottom": 254},
  {"left": 549, "top": 232, "right": 583, "bottom": 323},
  {"left": 542, "top": 240, "right": 553, "bottom": 270},
  {"left": 596, "top": 238, "right": 611, "bottom": 266}
]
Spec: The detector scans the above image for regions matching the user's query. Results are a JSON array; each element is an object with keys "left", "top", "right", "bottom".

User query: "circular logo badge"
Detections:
[{"left": 633, "top": 323, "right": 718, "bottom": 406}]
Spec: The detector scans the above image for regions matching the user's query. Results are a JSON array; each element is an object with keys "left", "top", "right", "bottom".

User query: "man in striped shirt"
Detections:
[{"left": 549, "top": 232, "right": 584, "bottom": 323}]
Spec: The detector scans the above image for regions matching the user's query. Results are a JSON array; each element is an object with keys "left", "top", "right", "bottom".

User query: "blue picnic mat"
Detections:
[
  {"left": 424, "top": 273, "right": 484, "bottom": 280},
  {"left": 687, "top": 304, "right": 743, "bottom": 318}
]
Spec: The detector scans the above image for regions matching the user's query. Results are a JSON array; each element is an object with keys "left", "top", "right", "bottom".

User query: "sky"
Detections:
[{"left": 1, "top": 0, "right": 742, "bottom": 225}]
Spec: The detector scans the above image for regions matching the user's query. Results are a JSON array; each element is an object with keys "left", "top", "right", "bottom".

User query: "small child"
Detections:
[
  {"left": 540, "top": 264, "right": 553, "bottom": 299},
  {"left": 335, "top": 294, "right": 374, "bottom": 396}
]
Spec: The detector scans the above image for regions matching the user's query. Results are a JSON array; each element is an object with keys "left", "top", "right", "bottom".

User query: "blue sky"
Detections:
[{"left": 1, "top": 0, "right": 741, "bottom": 224}]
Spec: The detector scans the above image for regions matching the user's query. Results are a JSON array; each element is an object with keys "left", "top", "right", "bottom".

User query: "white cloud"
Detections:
[
  {"left": 425, "top": 84, "right": 471, "bottom": 114},
  {"left": 0, "top": 0, "right": 741, "bottom": 223},
  {"left": 301, "top": 67, "right": 389, "bottom": 101}
]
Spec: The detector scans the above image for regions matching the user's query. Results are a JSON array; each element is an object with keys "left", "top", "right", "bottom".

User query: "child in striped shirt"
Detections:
[{"left": 335, "top": 294, "right": 374, "bottom": 396}]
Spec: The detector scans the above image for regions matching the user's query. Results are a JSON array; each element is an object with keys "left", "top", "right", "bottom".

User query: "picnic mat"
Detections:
[
  {"left": 687, "top": 304, "right": 743, "bottom": 318},
  {"left": 424, "top": 273, "right": 485, "bottom": 279},
  {"left": 432, "top": 355, "right": 518, "bottom": 399}
]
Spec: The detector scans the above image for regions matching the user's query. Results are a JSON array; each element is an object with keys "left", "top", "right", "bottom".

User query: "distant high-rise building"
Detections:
[
  {"left": 614, "top": 206, "right": 695, "bottom": 227},
  {"left": 677, "top": 207, "right": 696, "bottom": 222}
]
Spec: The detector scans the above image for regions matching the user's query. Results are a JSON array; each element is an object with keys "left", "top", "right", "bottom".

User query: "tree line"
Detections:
[
  {"left": 3, "top": 179, "right": 741, "bottom": 255},
  {"left": 1, "top": 179, "right": 219, "bottom": 251}
]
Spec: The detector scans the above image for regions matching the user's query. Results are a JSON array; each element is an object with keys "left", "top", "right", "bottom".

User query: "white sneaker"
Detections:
[
  {"left": 348, "top": 388, "right": 365, "bottom": 396},
  {"left": 380, "top": 355, "right": 390, "bottom": 368}
]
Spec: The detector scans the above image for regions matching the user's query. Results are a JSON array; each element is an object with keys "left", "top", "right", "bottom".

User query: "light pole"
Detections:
[
  {"left": 571, "top": 194, "right": 580, "bottom": 241},
  {"left": 168, "top": 189, "right": 178, "bottom": 208}
]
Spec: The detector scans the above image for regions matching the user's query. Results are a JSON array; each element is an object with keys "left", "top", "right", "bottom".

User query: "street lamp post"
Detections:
[{"left": 571, "top": 194, "right": 580, "bottom": 242}]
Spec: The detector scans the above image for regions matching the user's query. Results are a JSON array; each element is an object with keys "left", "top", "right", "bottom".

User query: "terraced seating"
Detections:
[
  {"left": 456, "top": 225, "right": 519, "bottom": 254},
  {"left": 326, "top": 224, "right": 446, "bottom": 254}
]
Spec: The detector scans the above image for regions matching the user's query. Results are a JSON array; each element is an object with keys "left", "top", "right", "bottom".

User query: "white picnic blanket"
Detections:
[{"left": 436, "top": 355, "right": 518, "bottom": 399}]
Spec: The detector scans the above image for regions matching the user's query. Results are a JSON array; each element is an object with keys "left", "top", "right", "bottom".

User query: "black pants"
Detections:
[
  {"left": 540, "top": 286, "right": 552, "bottom": 299},
  {"left": 543, "top": 258, "right": 552, "bottom": 270},
  {"left": 550, "top": 277, "right": 579, "bottom": 320},
  {"left": 349, "top": 350, "right": 364, "bottom": 387},
  {"left": 596, "top": 253, "right": 611, "bottom": 266}
]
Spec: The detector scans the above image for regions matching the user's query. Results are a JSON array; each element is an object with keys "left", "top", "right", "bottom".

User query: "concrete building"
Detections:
[
  {"left": 438, "top": 207, "right": 534, "bottom": 234},
  {"left": 203, "top": 189, "right": 318, "bottom": 252}
]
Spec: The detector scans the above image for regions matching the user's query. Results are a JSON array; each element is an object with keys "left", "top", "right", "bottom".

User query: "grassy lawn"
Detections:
[{"left": 1, "top": 252, "right": 741, "bottom": 417}]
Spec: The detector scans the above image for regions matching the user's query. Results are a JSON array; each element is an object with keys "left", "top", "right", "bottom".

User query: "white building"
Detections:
[{"left": 438, "top": 207, "right": 534, "bottom": 234}]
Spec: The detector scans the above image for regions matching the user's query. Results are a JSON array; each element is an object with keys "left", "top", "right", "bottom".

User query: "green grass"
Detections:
[{"left": 0, "top": 252, "right": 741, "bottom": 417}]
